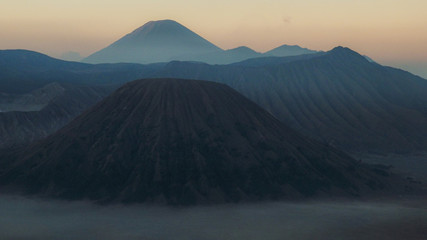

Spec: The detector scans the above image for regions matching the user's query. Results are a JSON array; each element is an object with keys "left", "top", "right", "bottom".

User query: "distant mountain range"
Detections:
[
  {"left": 154, "top": 47, "right": 427, "bottom": 154},
  {"left": 0, "top": 79, "right": 404, "bottom": 205},
  {"left": 1, "top": 19, "right": 427, "bottom": 205},
  {"left": 1, "top": 47, "right": 427, "bottom": 156},
  {"left": 264, "top": 45, "right": 318, "bottom": 57},
  {"left": 83, "top": 20, "right": 318, "bottom": 65}
]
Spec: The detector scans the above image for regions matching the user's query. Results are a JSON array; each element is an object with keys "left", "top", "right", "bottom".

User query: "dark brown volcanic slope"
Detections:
[{"left": 0, "top": 79, "right": 402, "bottom": 205}]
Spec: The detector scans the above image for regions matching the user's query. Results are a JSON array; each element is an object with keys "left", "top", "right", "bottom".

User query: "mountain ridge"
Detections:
[
  {"left": 82, "top": 20, "right": 318, "bottom": 65},
  {"left": 2, "top": 47, "right": 427, "bottom": 155},
  {"left": 154, "top": 46, "right": 427, "bottom": 154},
  {"left": 0, "top": 78, "right": 404, "bottom": 205}
]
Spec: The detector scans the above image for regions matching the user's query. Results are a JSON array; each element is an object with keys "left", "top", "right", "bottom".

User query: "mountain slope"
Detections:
[
  {"left": 3, "top": 47, "right": 427, "bottom": 155},
  {"left": 0, "top": 82, "right": 66, "bottom": 112},
  {"left": 0, "top": 49, "right": 161, "bottom": 94},
  {"left": 83, "top": 20, "right": 222, "bottom": 64},
  {"left": 153, "top": 47, "right": 427, "bottom": 153},
  {"left": 0, "top": 83, "right": 113, "bottom": 148},
  {"left": 0, "top": 79, "right": 398, "bottom": 205}
]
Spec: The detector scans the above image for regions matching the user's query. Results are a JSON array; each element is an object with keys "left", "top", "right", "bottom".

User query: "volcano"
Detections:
[
  {"left": 83, "top": 20, "right": 221, "bottom": 64},
  {"left": 1, "top": 79, "right": 397, "bottom": 205}
]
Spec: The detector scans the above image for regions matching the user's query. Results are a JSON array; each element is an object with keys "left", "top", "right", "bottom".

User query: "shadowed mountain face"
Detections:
[
  {"left": 0, "top": 83, "right": 114, "bottom": 148},
  {"left": 0, "top": 49, "right": 160, "bottom": 94},
  {"left": 154, "top": 47, "right": 427, "bottom": 154},
  {"left": 2, "top": 48, "right": 427, "bottom": 155},
  {"left": 83, "top": 20, "right": 222, "bottom": 64},
  {"left": 0, "top": 50, "right": 146, "bottom": 148},
  {"left": 0, "top": 82, "right": 66, "bottom": 112},
  {"left": 0, "top": 79, "right": 398, "bottom": 205},
  {"left": 2, "top": 47, "right": 427, "bottom": 155}
]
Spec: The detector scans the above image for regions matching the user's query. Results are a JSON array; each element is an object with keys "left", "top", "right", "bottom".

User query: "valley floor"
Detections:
[
  {"left": 355, "top": 152, "right": 427, "bottom": 181},
  {"left": 1, "top": 195, "right": 426, "bottom": 240}
]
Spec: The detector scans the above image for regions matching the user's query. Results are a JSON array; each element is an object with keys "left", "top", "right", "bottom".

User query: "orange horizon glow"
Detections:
[{"left": 1, "top": 0, "right": 427, "bottom": 74}]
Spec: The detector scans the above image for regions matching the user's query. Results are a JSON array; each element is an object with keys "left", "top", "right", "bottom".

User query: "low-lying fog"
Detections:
[{"left": 1, "top": 195, "right": 426, "bottom": 240}]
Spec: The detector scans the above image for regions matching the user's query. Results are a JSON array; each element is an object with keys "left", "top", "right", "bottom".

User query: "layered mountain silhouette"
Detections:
[
  {"left": 0, "top": 49, "right": 161, "bottom": 94},
  {"left": 2, "top": 46, "right": 427, "bottom": 155},
  {"left": 154, "top": 47, "right": 427, "bottom": 154},
  {"left": 83, "top": 20, "right": 318, "bottom": 65},
  {"left": 0, "top": 79, "right": 399, "bottom": 205}
]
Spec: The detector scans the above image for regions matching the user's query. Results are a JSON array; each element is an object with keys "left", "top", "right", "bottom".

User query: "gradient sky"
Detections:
[{"left": 1, "top": 0, "right": 427, "bottom": 77}]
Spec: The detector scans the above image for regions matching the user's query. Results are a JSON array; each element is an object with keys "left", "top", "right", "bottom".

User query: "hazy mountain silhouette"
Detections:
[
  {"left": 195, "top": 45, "right": 319, "bottom": 65},
  {"left": 0, "top": 79, "right": 401, "bottom": 205},
  {"left": 226, "top": 46, "right": 260, "bottom": 59},
  {"left": 195, "top": 46, "right": 262, "bottom": 65},
  {"left": 232, "top": 52, "right": 326, "bottom": 67},
  {"left": 83, "top": 20, "right": 222, "bottom": 64},
  {"left": 82, "top": 20, "right": 318, "bottom": 65},
  {"left": 263, "top": 44, "right": 318, "bottom": 57}
]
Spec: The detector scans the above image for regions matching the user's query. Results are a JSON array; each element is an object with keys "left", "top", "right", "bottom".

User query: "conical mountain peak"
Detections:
[
  {"left": 83, "top": 20, "right": 221, "bottom": 64},
  {"left": 328, "top": 46, "right": 361, "bottom": 56},
  {"left": 1, "top": 78, "right": 394, "bottom": 205},
  {"left": 127, "top": 19, "right": 193, "bottom": 38},
  {"left": 326, "top": 46, "right": 369, "bottom": 62}
]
